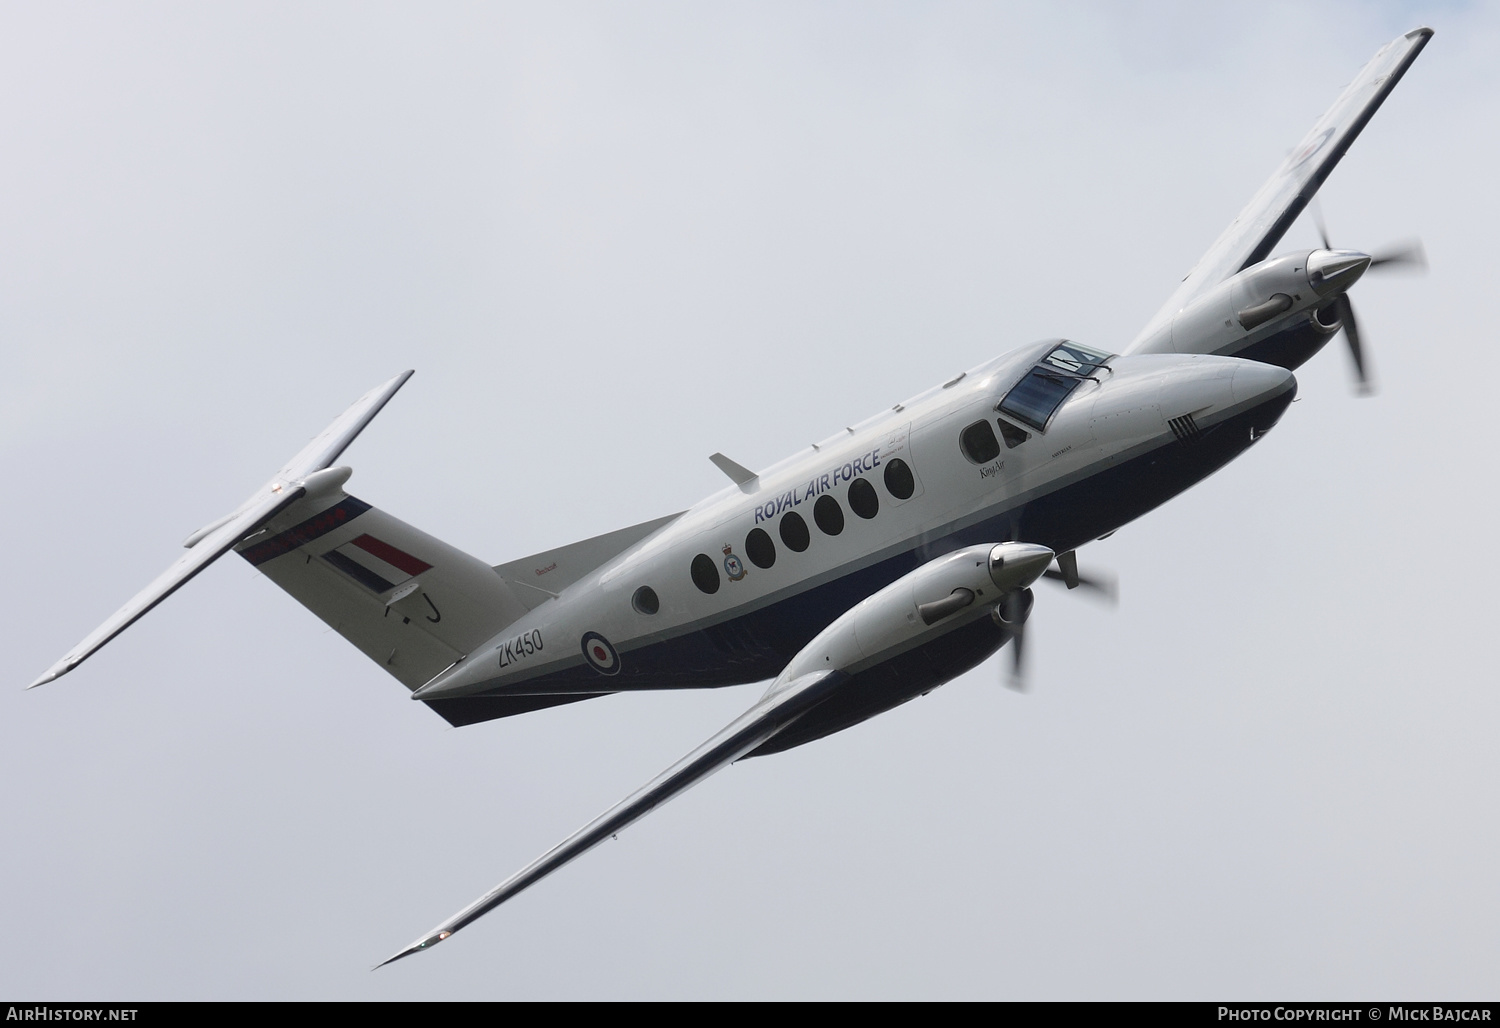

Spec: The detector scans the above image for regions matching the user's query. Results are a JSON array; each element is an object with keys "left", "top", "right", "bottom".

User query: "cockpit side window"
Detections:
[
  {"left": 997, "top": 419, "right": 1029, "bottom": 449},
  {"left": 998, "top": 341, "right": 1113, "bottom": 432}
]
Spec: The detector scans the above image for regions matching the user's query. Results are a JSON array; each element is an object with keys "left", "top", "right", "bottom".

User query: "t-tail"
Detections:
[{"left": 28, "top": 372, "right": 532, "bottom": 715}]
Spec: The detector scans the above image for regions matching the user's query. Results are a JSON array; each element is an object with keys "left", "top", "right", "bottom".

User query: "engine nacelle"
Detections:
[
  {"left": 743, "top": 542, "right": 1050, "bottom": 757},
  {"left": 737, "top": 543, "right": 1051, "bottom": 758},
  {"left": 1133, "top": 248, "right": 1366, "bottom": 368},
  {"left": 769, "top": 542, "right": 1053, "bottom": 688}
]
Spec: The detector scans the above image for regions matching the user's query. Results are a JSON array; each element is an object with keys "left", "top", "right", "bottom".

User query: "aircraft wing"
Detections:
[
  {"left": 1127, "top": 27, "right": 1432, "bottom": 351},
  {"left": 28, "top": 371, "right": 413, "bottom": 688},
  {"left": 377, "top": 668, "right": 847, "bottom": 966}
]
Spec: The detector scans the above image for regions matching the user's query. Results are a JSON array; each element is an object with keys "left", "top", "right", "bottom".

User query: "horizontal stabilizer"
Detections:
[{"left": 28, "top": 371, "right": 413, "bottom": 689}]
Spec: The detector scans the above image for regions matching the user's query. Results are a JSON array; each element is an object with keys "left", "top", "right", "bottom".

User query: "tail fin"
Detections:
[
  {"left": 31, "top": 371, "right": 636, "bottom": 719},
  {"left": 235, "top": 489, "right": 530, "bottom": 690}
]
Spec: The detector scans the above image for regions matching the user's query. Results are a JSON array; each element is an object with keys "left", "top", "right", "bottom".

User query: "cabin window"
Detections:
[
  {"left": 745, "top": 528, "right": 776, "bottom": 569},
  {"left": 883, "top": 458, "right": 915, "bottom": 499},
  {"left": 690, "top": 553, "right": 720, "bottom": 594},
  {"left": 814, "top": 495, "right": 845, "bottom": 536},
  {"left": 960, "top": 420, "right": 1001, "bottom": 464},
  {"left": 848, "top": 477, "right": 879, "bottom": 519},
  {"left": 632, "top": 586, "right": 660, "bottom": 615},
  {"left": 779, "top": 511, "right": 810, "bottom": 552}
]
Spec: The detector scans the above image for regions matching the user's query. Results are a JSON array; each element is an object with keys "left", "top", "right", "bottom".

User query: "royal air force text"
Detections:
[{"left": 754, "top": 449, "right": 881, "bottom": 524}]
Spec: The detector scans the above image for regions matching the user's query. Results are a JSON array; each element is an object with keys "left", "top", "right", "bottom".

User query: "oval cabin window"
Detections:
[
  {"left": 632, "top": 586, "right": 660, "bottom": 615},
  {"left": 814, "top": 495, "right": 845, "bottom": 536},
  {"left": 690, "top": 553, "right": 721, "bottom": 594},
  {"left": 779, "top": 511, "right": 810, "bottom": 552},
  {"left": 883, "top": 458, "right": 915, "bottom": 500},
  {"left": 848, "top": 477, "right": 879, "bottom": 519},
  {"left": 745, "top": 528, "right": 776, "bottom": 569}
]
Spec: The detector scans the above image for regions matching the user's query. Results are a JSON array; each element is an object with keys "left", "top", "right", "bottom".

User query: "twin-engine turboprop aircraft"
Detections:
[{"left": 29, "top": 28, "right": 1432, "bottom": 964}]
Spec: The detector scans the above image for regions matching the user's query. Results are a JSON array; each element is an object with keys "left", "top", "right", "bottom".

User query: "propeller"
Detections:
[
  {"left": 1040, "top": 549, "right": 1118, "bottom": 603},
  {"left": 1367, "top": 238, "right": 1427, "bottom": 271},
  {"left": 993, "top": 587, "right": 1034, "bottom": 690},
  {"left": 994, "top": 550, "right": 1117, "bottom": 691},
  {"left": 1311, "top": 206, "right": 1427, "bottom": 396}
]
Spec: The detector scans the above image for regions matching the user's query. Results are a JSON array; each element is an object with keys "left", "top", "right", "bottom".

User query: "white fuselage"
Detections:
[{"left": 419, "top": 341, "right": 1295, "bottom": 702}]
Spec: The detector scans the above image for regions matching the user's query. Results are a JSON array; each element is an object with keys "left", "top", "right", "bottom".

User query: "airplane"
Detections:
[{"left": 26, "top": 27, "right": 1433, "bottom": 966}]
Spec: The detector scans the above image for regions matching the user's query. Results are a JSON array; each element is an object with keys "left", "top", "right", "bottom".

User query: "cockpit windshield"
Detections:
[{"left": 997, "top": 341, "right": 1114, "bottom": 432}]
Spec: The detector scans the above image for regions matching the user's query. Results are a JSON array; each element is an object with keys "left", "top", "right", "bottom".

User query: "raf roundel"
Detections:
[
  {"left": 580, "top": 631, "right": 621, "bottom": 676},
  {"left": 1289, "top": 126, "right": 1335, "bottom": 169}
]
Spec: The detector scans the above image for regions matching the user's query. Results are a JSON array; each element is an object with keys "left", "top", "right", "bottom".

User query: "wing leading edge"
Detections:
[
  {"left": 1127, "top": 27, "right": 1432, "bottom": 352},
  {"left": 376, "top": 668, "right": 847, "bottom": 967}
]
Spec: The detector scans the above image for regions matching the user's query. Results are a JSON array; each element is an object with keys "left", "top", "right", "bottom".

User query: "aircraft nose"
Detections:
[
  {"left": 1232, "top": 360, "right": 1297, "bottom": 407},
  {"left": 1152, "top": 355, "right": 1296, "bottom": 441},
  {"left": 1231, "top": 360, "right": 1298, "bottom": 441},
  {"left": 1307, "top": 248, "right": 1372, "bottom": 297}
]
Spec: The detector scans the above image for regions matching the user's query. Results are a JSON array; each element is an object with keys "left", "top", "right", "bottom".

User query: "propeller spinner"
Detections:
[{"left": 1311, "top": 210, "right": 1428, "bottom": 395}]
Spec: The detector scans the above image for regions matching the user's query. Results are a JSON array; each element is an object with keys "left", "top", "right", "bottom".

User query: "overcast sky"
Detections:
[{"left": 2, "top": 1, "right": 1496, "bottom": 1001}]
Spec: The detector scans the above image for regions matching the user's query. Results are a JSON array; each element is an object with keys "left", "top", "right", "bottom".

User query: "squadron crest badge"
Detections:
[{"left": 722, "top": 544, "right": 747, "bottom": 582}]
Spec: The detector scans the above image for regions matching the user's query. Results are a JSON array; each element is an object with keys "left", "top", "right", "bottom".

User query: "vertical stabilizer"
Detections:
[{"left": 238, "top": 491, "right": 532, "bottom": 690}]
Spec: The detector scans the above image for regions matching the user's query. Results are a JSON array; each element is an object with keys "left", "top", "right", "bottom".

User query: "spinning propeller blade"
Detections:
[
  {"left": 1040, "top": 550, "right": 1118, "bottom": 603},
  {"left": 994, "top": 550, "right": 1117, "bottom": 692},
  {"left": 994, "top": 588, "right": 1032, "bottom": 691},
  {"left": 1368, "top": 238, "right": 1427, "bottom": 271},
  {"left": 1312, "top": 206, "right": 1427, "bottom": 396}
]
